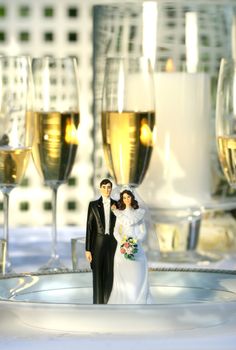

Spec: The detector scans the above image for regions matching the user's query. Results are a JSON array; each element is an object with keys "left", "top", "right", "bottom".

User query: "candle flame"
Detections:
[{"left": 165, "top": 58, "right": 175, "bottom": 73}]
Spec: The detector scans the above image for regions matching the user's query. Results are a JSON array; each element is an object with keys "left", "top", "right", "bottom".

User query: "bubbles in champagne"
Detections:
[
  {"left": 102, "top": 111, "right": 155, "bottom": 186},
  {"left": 32, "top": 111, "right": 80, "bottom": 186},
  {"left": 0, "top": 147, "right": 31, "bottom": 189}
]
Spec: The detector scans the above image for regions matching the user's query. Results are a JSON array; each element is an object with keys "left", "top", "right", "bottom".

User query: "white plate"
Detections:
[{"left": 0, "top": 268, "right": 236, "bottom": 334}]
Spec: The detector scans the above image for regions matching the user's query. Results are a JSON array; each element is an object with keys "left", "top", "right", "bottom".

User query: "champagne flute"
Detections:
[
  {"left": 101, "top": 56, "right": 156, "bottom": 259},
  {"left": 216, "top": 58, "right": 236, "bottom": 191},
  {"left": 0, "top": 56, "right": 33, "bottom": 274},
  {"left": 102, "top": 56, "right": 156, "bottom": 190},
  {"left": 32, "top": 57, "right": 80, "bottom": 272}
]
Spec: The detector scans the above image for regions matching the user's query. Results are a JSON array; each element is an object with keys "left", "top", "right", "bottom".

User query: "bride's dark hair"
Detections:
[{"left": 117, "top": 190, "right": 139, "bottom": 210}]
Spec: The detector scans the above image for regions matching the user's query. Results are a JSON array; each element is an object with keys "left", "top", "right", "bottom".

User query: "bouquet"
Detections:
[{"left": 120, "top": 236, "right": 138, "bottom": 261}]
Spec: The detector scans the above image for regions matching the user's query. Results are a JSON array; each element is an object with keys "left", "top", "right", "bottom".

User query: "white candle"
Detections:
[{"left": 139, "top": 72, "right": 211, "bottom": 208}]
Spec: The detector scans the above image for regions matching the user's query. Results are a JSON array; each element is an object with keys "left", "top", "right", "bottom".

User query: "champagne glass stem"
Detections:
[
  {"left": 2, "top": 190, "right": 12, "bottom": 273},
  {"left": 51, "top": 185, "right": 59, "bottom": 260},
  {"left": 40, "top": 184, "right": 67, "bottom": 271},
  {"left": 3, "top": 192, "right": 9, "bottom": 244}
]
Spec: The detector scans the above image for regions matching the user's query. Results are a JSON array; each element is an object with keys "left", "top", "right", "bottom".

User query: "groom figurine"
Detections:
[{"left": 85, "top": 178, "right": 117, "bottom": 304}]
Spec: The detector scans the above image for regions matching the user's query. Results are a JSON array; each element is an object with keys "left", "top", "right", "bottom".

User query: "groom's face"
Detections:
[{"left": 100, "top": 183, "right": 112, "bottom": 198}]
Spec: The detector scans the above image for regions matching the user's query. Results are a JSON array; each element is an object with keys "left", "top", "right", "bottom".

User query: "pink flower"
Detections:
[{"left": 120, "top": 236, "right": 139, "bottom": 260}]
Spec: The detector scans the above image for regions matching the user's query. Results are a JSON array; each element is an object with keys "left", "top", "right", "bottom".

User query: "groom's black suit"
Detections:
[{"left": 85, "top": 196, "right": 117, "bottom": 304}]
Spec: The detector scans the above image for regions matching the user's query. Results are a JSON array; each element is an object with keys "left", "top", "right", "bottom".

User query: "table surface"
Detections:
[{"left": 0, "top": 226, "right": 235, "bottom": 350}]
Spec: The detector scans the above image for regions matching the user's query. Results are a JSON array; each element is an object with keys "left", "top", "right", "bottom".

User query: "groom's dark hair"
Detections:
[{"left": 100, "top": 178, "right": 113, "bottom": 187}]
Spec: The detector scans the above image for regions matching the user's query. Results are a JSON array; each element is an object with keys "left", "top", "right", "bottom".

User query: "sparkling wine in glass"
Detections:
[
  {"left": 32, "top": 57, "right": 80, "bottom": 272},
  {"left": 0, "top": 56, "right": 33, "bottom": 274},
  {"left": 102, "top": 57, "right": 156, "bottom": 189},
  {"left": 101, "top": 56, "right": 156, "bottom": 257},
  {"left": 216, "top": 58, "right": 236, "bottom": 190}
]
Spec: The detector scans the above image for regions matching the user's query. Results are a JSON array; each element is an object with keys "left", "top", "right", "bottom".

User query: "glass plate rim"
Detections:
[{"left": 0, "top": 267, "right": 236, "bottom": 308}]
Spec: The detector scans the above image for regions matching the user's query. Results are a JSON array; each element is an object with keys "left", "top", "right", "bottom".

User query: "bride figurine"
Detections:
[{"left": 108, "top": 189, "right": 153, "bottom": 304}]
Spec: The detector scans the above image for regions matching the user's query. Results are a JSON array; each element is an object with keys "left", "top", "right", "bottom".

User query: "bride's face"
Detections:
[{"left": 122, "top": 193, "right": 132, "bottom": 207}]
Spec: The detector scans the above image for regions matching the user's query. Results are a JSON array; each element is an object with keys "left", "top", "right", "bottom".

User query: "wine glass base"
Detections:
[
  {"left": 0, "top": 260, "right": 15, "bottom": 276},
  {"left": 38, "top": 256, "right": 69, "bottom": 273},
  {"left": 158, "top": 250, "right": 222, "bottom": 265}
]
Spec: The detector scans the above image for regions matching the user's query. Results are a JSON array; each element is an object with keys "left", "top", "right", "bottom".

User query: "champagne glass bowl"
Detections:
[
  {"left": 101, "top": 56, "right": 156, "bottom": 189},
  {"left": 216, "top": 58, "right": 236, "bottom": 190}
]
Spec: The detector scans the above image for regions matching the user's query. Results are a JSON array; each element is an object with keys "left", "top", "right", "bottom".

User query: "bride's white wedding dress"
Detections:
[{"left": 108, "top": 207, "right": 153, "bottom": 304}]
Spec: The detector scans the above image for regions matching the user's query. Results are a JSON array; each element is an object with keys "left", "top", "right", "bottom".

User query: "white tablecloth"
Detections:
[{"left": 7, "top": 226, "right": 236, "bottom": 272}]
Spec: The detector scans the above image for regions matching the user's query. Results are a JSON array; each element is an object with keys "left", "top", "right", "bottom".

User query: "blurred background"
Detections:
[
  {"left": 0, "top": 0, "right": 235, "bottom": 255},
  {"left": 0, "top": 0, "right": 95, "bottom": 228}
]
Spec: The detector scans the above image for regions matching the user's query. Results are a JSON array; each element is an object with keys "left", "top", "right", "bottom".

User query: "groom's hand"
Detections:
[
  {"left": 111, "top": 204, "right": 117, "bottom": 210},
  {"left": 85, "top": 251, "right": 92, "bottom": 263}
]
